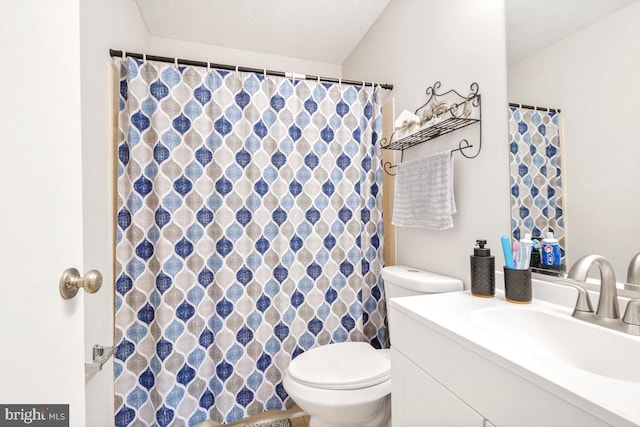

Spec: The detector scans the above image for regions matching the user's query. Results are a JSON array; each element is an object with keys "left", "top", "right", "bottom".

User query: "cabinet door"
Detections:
[{"left": 392, "top": 349, "right": 484, "bottom": 427}]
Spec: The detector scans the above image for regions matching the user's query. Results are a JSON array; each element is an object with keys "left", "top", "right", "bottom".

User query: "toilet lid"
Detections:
[{"left": 287, "top": 342, "right": 390, "bottom": 390}]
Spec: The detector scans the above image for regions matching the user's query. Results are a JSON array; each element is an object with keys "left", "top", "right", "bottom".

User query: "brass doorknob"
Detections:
[{"left": 59, "top": 268, "right": 103, "bottom": 299}]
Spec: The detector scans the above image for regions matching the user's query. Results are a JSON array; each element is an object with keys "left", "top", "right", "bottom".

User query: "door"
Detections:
[{"left": 0, "top": 2, "right": 86, "bottom": 426}]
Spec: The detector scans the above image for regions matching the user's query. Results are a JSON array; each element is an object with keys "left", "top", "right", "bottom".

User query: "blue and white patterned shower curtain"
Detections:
[
  {"left": 113, "top": 57, "right": 386, "bottom": 426},
  {"left": 508, "top": 106, "right": 565, "bottom": 261}
]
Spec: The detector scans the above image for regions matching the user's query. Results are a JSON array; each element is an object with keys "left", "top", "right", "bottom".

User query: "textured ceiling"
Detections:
[
  {"left": 135, "top": 0, "right": 390, "bottom": 64},
  {"left": 135, "top": 0, "right": 639, "bottom": 66},
  {"left": 506, "top": 0, "right": 639, "bottom": 65}
]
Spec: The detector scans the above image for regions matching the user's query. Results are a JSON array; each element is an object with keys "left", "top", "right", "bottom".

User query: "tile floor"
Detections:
[
  {"left": 196, "top": 406, "right": 309, "bottom": 427},
  {"left": 289, "top": 413, "right": 310, "bottom": 427}
]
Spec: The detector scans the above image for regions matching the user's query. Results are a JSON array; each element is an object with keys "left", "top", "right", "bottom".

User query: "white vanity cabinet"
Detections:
[
  {"left": 392, "top": 349, "right": 485, "bottom": 426},
  {"left": 390, "top": 299, "right": 611, "bottom": 427}
]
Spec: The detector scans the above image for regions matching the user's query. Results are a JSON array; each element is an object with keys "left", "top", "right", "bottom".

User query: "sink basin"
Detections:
[{"left": 467, "top": 306, "right": 640, "bottom": 382}]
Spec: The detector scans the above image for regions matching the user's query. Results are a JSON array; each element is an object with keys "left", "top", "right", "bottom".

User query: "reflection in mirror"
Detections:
[
  {"left": 508, "top": 105, "right": 565, "bottom": 276},
  {"left": 505, "top": 0, "right": 640, "bottom": 283}
]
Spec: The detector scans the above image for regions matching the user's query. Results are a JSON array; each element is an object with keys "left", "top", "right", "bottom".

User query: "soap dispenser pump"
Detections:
[{"left": 470, "top": 239, "right": 495, "bottom": 297}]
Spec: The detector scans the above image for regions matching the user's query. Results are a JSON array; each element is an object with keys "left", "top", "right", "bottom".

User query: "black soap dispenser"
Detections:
[{"left": 470, "top": 239, "right": 495, "bottom": 297}]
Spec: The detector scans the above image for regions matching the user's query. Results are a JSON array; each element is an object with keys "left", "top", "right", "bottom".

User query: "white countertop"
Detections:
[{"left": 390, "top": 273, "right": 640, "bottom": 427}]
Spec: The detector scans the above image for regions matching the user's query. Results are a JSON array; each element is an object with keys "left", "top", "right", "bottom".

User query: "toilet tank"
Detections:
[{"left": 381, "top": 265, "right": 463, "bottom": 300}]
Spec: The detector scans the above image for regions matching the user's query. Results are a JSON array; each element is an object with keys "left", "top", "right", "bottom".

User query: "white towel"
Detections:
[
  {"left": 393, "top": 109, "right": 421, "bottom": 140},
  {"left": 392, "top": 151, "right": 456, "bottom": 230}
]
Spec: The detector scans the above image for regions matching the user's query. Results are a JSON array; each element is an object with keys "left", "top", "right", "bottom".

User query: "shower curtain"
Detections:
[
  {"left": 113, "top": 57, "right": 387, "bottom": 426},
  {"left": 508, "top": 106, "right": 565, "bottom": 262}
]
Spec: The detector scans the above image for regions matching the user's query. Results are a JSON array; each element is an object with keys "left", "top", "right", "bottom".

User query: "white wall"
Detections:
[
  {"left": 146, "top": 37, "right": 341, "bottom": 78},
  {"left": 343, "top": 0, "right": 511, "bottom": 286},
  {"left": 79, "top": 1, "right": 343, "bottom": 425},
  {"left": 507, "top": 1, "right": 640, "bottom": 281},
  {"left": 80, "top": 1, "right": 148, "bottom": 424}
]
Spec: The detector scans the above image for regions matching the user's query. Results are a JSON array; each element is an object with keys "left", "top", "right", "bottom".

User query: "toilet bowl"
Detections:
[
  {"left": 283, "top": 266, "right": 463, "bottom": 427},
  {"left": 283, "top": 342, "right": 391, "bottom": 427}
]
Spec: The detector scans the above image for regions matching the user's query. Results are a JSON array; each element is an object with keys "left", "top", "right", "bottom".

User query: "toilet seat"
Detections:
[{"left": 286, "top": 342, "right": 390, "bottom": 390}]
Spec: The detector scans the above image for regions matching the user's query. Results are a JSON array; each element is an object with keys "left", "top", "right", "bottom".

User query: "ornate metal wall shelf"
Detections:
[{"left": 381, "top": 81, "right": 482, "bottom": 175}]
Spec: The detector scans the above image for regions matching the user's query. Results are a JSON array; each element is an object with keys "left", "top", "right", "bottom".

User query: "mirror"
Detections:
[{"left": 505, "top": 0, "right": 640, "bottom": 284}]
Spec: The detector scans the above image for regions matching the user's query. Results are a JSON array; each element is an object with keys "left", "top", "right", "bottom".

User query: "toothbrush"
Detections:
[
  {"left": 512, "top": 241, "right": 519, "bottom": 266},
  {"left": 501, "top": 235, "right": 516, "bottom": 269}
]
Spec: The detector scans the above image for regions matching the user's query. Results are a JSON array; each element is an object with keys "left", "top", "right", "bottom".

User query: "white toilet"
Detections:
[{"left": 283, "top": 265, "right": 463, "bottom": 427}]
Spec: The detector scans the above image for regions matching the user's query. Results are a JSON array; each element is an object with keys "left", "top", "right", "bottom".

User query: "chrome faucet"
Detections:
[
  {"left": 568, "top": 254, "right": 619, "bottom": 319},
  {"left": 625, "top": 252, "right": 640, "bottom": 292},
  {"left": 560, "top": 254, "right": 640, "bottom": 335}
]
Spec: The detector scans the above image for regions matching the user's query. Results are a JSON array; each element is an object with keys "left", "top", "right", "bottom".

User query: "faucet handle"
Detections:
[
  {"left": 622, "top": 299, "right": 640, "bottom": 326},
  {"left": 555, "top": 280, "right": 594, "bottom": 314}
]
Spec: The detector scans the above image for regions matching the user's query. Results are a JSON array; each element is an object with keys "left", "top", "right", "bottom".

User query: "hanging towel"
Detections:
[{"left": 392, "top": 151, "right": 456, "bottom": 230}]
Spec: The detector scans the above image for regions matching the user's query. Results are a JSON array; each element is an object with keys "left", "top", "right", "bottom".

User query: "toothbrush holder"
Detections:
[{"left": 503, "top": 267, "right": 532, "bottom": 303}]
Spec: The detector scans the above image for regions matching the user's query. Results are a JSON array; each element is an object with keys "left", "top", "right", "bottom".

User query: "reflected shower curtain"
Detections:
[
  {"left": 508, "top": 106, "right": 565, "bottom": 261},
  {"left": 114, "top": 57, "right": 386, "bottom": 426}
]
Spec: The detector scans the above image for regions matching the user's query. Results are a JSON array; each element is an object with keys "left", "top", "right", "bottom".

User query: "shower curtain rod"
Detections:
[
  {"left": 509, "top": 102, "right": 561, "bottom": 113},
  {"left": 110, "top": 49, "right": 393, "bottom": 90}
]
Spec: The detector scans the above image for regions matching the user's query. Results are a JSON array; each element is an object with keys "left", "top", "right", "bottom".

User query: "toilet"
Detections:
[{"left": 283, "top": 265, "right": 463, "bottom": 427}]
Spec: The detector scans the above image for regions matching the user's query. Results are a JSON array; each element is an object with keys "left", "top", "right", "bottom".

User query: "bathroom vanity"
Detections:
[{"left": 389, "top": 274, "right": 640, "bottom": 426}]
